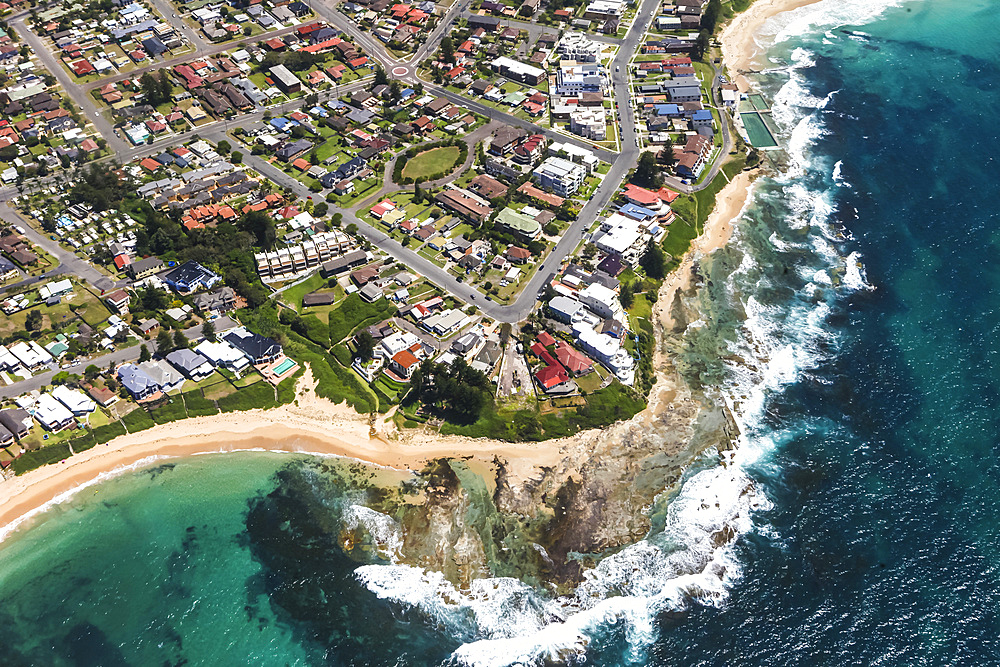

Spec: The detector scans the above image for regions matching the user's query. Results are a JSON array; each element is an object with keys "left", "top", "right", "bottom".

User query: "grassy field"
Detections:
[{"left": 401, "top": 146, "right": 461, "bottom": 180}]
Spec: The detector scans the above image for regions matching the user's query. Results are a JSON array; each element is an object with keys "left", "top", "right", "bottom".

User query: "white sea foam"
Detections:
[
  {"left": 843, "top": 251, "right": 875, "bottom": 291},
  {"left": 342, "top": 505, "right": 404, "bottom": 562},
  {"left": 765, "top": 0, "right": 907, "bottom": 47}
]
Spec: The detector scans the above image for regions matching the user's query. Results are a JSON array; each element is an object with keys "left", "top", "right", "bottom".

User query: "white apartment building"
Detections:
[
  {"left": 556, "top": 32, "right": 602, "bottom": 62},
  {"left": 533, "top": 157, "right": 587, "bottom": 197},
  {"left": 569, "top": 108, "right": 606, "bottom": 140}
]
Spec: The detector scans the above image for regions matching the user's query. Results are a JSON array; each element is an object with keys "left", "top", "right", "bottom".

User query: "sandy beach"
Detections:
[
  {"left": 657, "top": 169, "right": 758, "bottom": 332},
  {"left": 720, "top": 0, "right": 825, "bottom": 90},
  {"left": 0, "top": 369, "right": 575, "bottom": 536}
]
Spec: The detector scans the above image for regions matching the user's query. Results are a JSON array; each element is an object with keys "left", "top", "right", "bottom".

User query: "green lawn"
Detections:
[{"left": 401, "top": 146, "right": 461, "bottom": 180}]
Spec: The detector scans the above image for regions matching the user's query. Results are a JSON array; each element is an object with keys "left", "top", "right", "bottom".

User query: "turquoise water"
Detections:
[
  {"left": 3, "top": 0, "right": 1000, "bottom": 664},
  {"left": 273, "top": 358, "right": 296, "bottom": 375}
]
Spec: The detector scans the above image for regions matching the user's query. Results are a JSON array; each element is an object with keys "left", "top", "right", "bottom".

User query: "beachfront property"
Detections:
[
  {"left": 117, "top": 364, "right": 161, "bottom": 400},
  {"left": 165, "top": 349, "right": 215, "bottom": 381},
  {"left": 195, "top": 339, "right": 251, "bottom": 372},
  {"left": 222, "top": 327, "right": 282, "bottom": 365},
  {"left": 51, "top": 385, "right": 97, "bottom": 416},
  {"left": 33, "top": 393, "right": 76, "bottom": 432}
]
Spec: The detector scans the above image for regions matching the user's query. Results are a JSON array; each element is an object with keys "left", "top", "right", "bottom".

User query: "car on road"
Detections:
[
  {"left": 616, "top": 65, "right": 620, "bottom": 72},
  {"left": 13, "top": 225, "right": 24, "bottom": 234}
]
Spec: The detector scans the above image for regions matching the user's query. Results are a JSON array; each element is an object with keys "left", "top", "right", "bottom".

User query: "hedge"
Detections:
[
  {"left": 92, "top": 421, "right": 127, "bottom": 444},
  {"left": 181, "top": 390, "right": 219, "bottom": 417},
  {"left": 122, "top": 408, "right": 155, "bottom": 433},
  {"left": 71, "top": 431, "right": 98, "bottom": 453},
  {"left": 149, "top": 399, "right": 187, "bottom": 425},
  {"left": 12, "top": 443, "right": 72, "bottom": 475},
  {"left": 217, "top": 381, "right": 277, "bottom": 413}
]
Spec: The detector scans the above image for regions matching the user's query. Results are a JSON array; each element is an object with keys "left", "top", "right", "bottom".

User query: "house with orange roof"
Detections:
[
  {"left": 140, "top": 157, "right": 162, "bottom": 172},
  {"left": 292, "top": 158, "right": 311, "bottom": 171}
]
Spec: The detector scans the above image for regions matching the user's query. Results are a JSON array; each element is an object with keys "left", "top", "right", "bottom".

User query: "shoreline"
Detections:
[
  {"left": 0, "top": 1, "right": 780, "bottom": 542},
  {"left": 0, "top": 369, "right": 578, "bottom": 536},
  {"left": 720, "top": 0, "right": 825, "bottom": 90}
]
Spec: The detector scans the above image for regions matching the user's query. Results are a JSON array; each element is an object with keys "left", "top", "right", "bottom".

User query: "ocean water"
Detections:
[{"left": 2, "top": 0, "right": 1000, "bottom": 664}]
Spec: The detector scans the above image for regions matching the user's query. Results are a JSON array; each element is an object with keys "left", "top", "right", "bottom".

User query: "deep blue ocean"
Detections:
[{"left": 2, "top": 0, "right": 999, "bottom": 664}]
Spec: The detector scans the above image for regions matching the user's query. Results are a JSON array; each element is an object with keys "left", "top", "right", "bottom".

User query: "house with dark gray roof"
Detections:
[
  {"left": 163, "top": 261, "right": 220, "bottom": 293},
  {"left": 223, "top": 327, "right": 282, "bottom": 364}
]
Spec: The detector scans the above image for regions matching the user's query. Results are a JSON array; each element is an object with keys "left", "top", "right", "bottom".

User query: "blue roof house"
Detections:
[{"left": 117, "top": 364, "right": 159, "bottom": 400}]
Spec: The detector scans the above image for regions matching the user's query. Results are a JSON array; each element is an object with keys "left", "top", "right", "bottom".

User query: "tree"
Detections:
[
  {"left": 694, "top": 30, "right": 711, "bottom": 60},
  {"left": 84, "top": 364, "right": 100, "bottom": 381},
  {"left": 619, "top": 281, "right": 634, "bottom": 309},
  {"left": 702, "top": 0, "right": 722, "bottom": 32},
  {"left": 634, "top": 151, "right": 662, "bottom": 189},
  {"left": 202, "top": 320, "right": 216, "bottom": 342},
  {"left": 238, "top": 210, "right": 277, "bottom": 250},
  {"left": 231, "top": 151, "right": 243, "bottom": 164},
  {"left": 156, "top": 328, "right": 174, "bottom": 351},
  {"left": 173, "top": 329, "right": 189, "bottom": 350},
  {"left": 140, "top": 286, "right": 169, "bottom": 311},
  {"left": 25, "top": 309, "right": 42, "bottom": 332},
  {"left": 640, "top": 240, "right": 667, "bottom": 280},
  {"left": 216, "top": 140, "right": 231, "bottom": 155},
  {"left": 440, "top": 36, "right": 455, "bottom": 64},
  {"left": 313, "top": 202, "right": 328, "bottom": 217},
  {"left": 243, "top": 25, "right": 252, "bottom": 36},
  {"left": 413, "top": 181, "right": 423, "bottom": 204},
  {"left": 355, "top": 330, "right": 375, "bottom": 360},
  {"left": 346, "top": 223, "right": 358, "bottom": 235},
  {"left": 374, "top": 66, "right": 389, "bottom": 86},
  {"left": 139, "top": 344, "right": 151, "bottom": 363}
]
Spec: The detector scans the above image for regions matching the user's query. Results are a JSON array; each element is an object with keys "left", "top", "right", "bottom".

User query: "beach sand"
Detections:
[
  {"left": 0, "top": 368, "right": 573, "bottom": 535},
  {"left": 720, "top": 0, "right": 825, "bottom": 90},
  {"left": 657, "top": 169, "right": 758, "bottom": 332}
]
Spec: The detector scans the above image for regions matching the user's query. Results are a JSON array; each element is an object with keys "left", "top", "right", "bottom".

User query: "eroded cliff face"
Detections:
[{"left": 384, "top": 260, "right": 739, "bottom": 591}]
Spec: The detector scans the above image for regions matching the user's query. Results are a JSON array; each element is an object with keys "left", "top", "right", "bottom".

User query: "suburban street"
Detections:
[{"left": 0, "top": 0, "right": 737, "bottom": 329}]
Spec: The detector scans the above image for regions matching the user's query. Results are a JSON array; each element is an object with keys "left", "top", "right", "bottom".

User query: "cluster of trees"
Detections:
[
  {"left": 701, "top": 0, "right": 724, "bottom": 32},
  {"left": 634, "top": 152, "right": 663, "bottom": 189},
  {"left": 69, "top": 164, "right": 131, "bottom": 212},
  {"left": 640, "top": 239, "right": 667, "bottom": 280},
  {"left": 139, "top": 71, "right": 173, "bottom": 107},
  {"left": 61, "top": 163, "right": 274, "bottom": 310},
  {"left": 406, "top": 358, "right": 492, "bottom": 424},
  {"left": 260, "top": 49, "right": 324, "bottom": 74}
]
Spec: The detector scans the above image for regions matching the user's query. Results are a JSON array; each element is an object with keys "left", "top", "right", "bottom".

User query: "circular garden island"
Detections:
[{"left": 394, "top": 141, "right": 468, "bottom": 185}]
